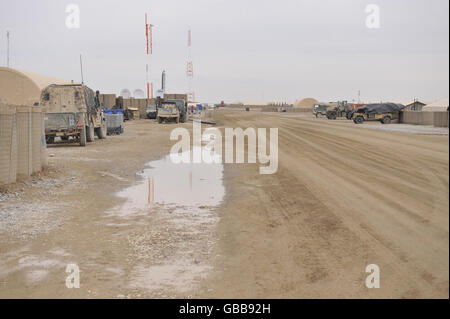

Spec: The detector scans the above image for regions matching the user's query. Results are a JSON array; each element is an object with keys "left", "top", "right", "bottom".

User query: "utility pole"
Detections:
[
  {"left": 79, "top": 54, "right": 84, "bottom": 84},
  {"left": 6, "top": 30, "right": 10, "bottom": 68},
  {"left": 145, "top": 13, "right": 154, "bottom": 98},
  {"left": 186, "top": 29, "right": 195, "bottom": 102}
]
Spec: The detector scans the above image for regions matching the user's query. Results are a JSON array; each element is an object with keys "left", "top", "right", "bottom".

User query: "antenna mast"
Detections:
[
  {"left": 80, "top": 54, "right": 84, "bottom": 84},
  {"left": 186, "top": 29, "right": 195, "bottom": 102},
  {"left": 6, "top": 31, "right": 10, "bottom": 68},
  {"left": 145, "top": 13, "right": 154, "bottom": 98}
]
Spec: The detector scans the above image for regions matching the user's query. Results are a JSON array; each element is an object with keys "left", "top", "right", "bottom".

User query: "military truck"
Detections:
[
  {"left": 326, "top": 101, "right": 353, "bottom": 120},
  {"left": 157, "top": 101, "right": 180, "bottom": 123},
  {"left": 168, "top": 99, "right": 187, "bottom": 123},
  {"left": 313, "top": 103, "right": 336, "bottom": 118},
  {"left": 352, "top": 103, "right": 406, "bottom": 124},
  {"left": 155, "top": 95, "right": 188, "bottom": 123},
  {"left": 41, "top": 84, "right": 107, "bottom": 146},
  {"left": 161, "top": 94, "right": 188, "bottom": 123}
]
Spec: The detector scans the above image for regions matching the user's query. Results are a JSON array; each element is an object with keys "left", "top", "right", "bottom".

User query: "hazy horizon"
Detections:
[{"left": 0, "top": 0, "right": 448, "bottom": 103}]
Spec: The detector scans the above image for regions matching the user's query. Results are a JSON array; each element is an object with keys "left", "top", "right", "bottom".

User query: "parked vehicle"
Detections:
[
  {"left": 313, "top": 103, "right": 334, "bottom": 117},
  {"left": 169, "top": 99, "right": 188, "bottom": 123},
  {"left": 352, "top": 103, "right": 406, "bottom": 124},
  {"left": 41, "top": 84, "right": 106, "bottom": 146},
  {"left": 146, "top": 104, "right": 157, "bottom": 119},
  {"left": 326, "top": 101, "right": 353, "bottom": 120},
  {"left": 157, "top": 101, "right": 180, "bottom": 123}
]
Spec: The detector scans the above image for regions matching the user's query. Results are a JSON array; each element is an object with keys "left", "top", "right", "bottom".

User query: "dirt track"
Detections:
[{"left": 0, "top": 109, "right": 448, "bottom": 298}]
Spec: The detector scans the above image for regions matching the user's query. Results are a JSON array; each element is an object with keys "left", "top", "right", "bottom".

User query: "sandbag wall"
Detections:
[
  {"left": 121, "top": 98, "right": 156, "bottom": 119},
  {"left": 433, "top": 112, "right": 449, "bottom": 128},
  {"left": 0, "top": 104, "right": 46, "bottom": 185},
  {"left": 0, "top": 105, "right": 17, "bottom": 184},
  {"left": 399, "top": 111, "right": 449, "bottom": 127},
  {"left": 99, "top": 94, "right": 117, "bottom": 109}
]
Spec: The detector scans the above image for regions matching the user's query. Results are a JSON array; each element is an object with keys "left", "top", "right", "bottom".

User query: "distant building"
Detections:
[
  {"left": 239, "top": 101, "right": 270, "bottom": 106},
  {"left": 396, "top": 100, "right": 428, "bottom": 111}
]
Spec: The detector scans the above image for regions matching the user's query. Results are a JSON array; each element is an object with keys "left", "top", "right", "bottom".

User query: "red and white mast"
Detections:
[
  {"left": 187, "top": 29, "right": 195, "bottom": 102},
  {"left": 145, "top": 13, "right": 154, "bottom": 99}
]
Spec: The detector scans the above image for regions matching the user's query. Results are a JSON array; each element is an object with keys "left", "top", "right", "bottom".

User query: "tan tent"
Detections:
[
  {"left": 422, "top": 98, "right": 449, "bottom": 112},
  {"left": 294, "top": 97, "right": 319, "bottom": 108},
  {"left": 0, "top": 67, "right": 69, "bottom": 106}
]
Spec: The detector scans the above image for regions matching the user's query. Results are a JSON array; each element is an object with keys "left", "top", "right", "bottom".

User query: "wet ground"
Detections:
[
  {"left": 0, "top": 119, "right": 224, "bottom": 298},
  {"left": 0, "top": 110, "right": 448, "bottom": 298}
]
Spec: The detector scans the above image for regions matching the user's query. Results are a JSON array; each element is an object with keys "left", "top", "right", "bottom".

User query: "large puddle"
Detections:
[
  {"left": 116, "top": 145, "right": 225, "bottom": 214},
  {"left": 108, "top": 133, "right": 225, "bottom": 295}
]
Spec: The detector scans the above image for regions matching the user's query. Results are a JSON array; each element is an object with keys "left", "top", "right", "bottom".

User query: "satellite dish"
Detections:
[
  {"left": 133, "top": 89, "right": 145, "bottom": 98},
  {"left": 120, "top": 89, "right": 131, "bottom": 98}
]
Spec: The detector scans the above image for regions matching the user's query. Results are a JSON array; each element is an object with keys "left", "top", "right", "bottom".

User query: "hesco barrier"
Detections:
[
  {"left": 400, "top": 111, "right": 449, "bottom": 127},
  {"left": 432, "top": 112, "right": 449, "bottom": 128},
  {"left": 31, "top": 107, "right": 43, "bottom": 173},
  {"left": 0, "top": 105, "right": 18, "bottom": 184},
  {"left": 0, "top": 104, "right": 45, "bottom": 185},
  {"left": 138, "top": 99, "right": 147, "bottom": 119},
  {"left": 120, "top": 98, "right": 156, "bottom": 119},
  {"left": 287, "top": 108, "right": 311, "bottom": 113},
  {"left": 99, "top": 94, "right": 117, "bottom": 109},
  {"left": 16, "top": 106, "right": 33, "bottom": 177}
]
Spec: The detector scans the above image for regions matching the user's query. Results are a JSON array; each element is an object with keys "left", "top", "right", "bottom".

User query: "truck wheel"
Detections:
[
  {"left": 96, "top": 123, "right": 107, "bottom": 139},
  {"left": 381, "top": 116, "right": 391, "bottom": 124},
  {"left": 46, "top": 136, "right": 55, "bottom": 144},
  {"left": 86, "top": 123, "right": 95, "bottom": 142},
  {"left": 80, "top": 127, "right": 87, "bottom": 146},
  {"left": 354, "top": 116, "right": 364, "bottom": 124},
  {"left": 158, "top": 117, "right": 163, "bottom": 124}
]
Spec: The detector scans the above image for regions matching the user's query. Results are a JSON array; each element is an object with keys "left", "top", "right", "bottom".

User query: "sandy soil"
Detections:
[{"left": 0, "top": 110, "right": 448, "bottom": 298}]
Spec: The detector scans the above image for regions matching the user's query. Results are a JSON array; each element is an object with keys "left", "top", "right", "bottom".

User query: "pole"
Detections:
[
  {"left": 146, "top": 64, "right": 149, "bottom": 98},
  {"left": 80, "top": 54, "right": 84, "bottom": 84},
  {"left": 145, "top": 13, "right": 149, "bottom": 55},
  {"left": 6, "top": 31, "right": 10, "bottom": 68},
  {"left": 150, "top": 24, "right": 153, "bottom": 55}
]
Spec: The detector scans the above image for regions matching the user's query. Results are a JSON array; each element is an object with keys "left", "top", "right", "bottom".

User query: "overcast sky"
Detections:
[{"left": 0, "top": 0, "right": 448, "bottom": 103}]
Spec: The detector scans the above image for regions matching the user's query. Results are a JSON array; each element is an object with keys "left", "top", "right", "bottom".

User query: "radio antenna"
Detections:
[
  {"left": 6, "top": 30, "right": 10, "bottom": 68},
  {"left": 79, "top": 54, "right": 84, "bottom": 84}
]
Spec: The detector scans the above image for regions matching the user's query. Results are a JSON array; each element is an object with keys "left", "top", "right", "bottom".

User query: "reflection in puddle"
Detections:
[
  {"left": 116, "top": 146, "right": 225, "bottom": 214},
  {"left": 109, "top": 144, "right": 225, "bottom": 295}
]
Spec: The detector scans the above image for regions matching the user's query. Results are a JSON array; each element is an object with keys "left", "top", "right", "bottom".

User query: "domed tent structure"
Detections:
[
  {"left": 422, "top": 98, "right": 449, "bottom": 112},
  {"left": 0, "top": 67, "right": 69, "bottom": 106},
  {"left": 294, "top": 97, "right": 319, "bottom": 109}
]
